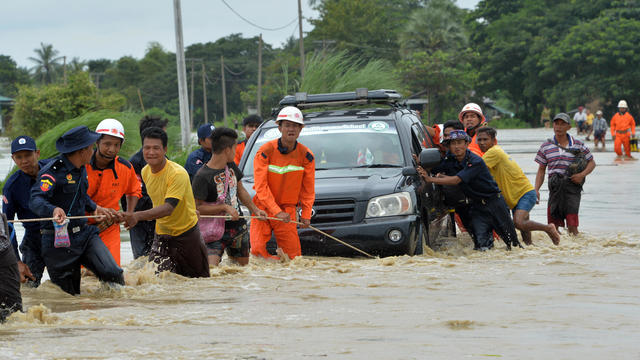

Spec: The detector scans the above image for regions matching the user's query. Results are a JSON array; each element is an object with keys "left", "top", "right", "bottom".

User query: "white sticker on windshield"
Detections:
[{"left": 368, "top": 121, "right": 388, "bottom": 131}]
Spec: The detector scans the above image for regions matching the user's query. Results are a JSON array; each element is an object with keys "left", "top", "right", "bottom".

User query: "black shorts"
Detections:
[
  {"left": 206, "top": 222, "right": 249, "bottom": 259},
  {"left": 594, "top": 130, "right": 605, "bottom": 140}
]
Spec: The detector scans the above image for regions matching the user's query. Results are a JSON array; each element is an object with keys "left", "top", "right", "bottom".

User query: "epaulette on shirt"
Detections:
[
  {"left": 117, "top": 157, "right": 133, "bottom": 169},
  {"left": 47, "top": 158, "right": 65, "bottom": 172},
  {"left": 306, "top": 152, "right": 314, "bottom": 162}
]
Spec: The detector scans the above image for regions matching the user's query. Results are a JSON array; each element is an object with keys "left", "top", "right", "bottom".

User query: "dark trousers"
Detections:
[
  {"left": 41, "top": 225, "right": 124, "bottom": 295},
  {"left": 129, "top": 220, "right": 155, "bottom": 259},
  {"left": 454, "top": 204, "right": 478, "bottom": 247},
  {"left": 470, "top": 194, "right": 519, "bottom": 249},
  {"left": 0, "top": 247, "right": 22, "bottom": 322},
  {"left": 19, "top": 230, "right": 46, "bottom": 287}
]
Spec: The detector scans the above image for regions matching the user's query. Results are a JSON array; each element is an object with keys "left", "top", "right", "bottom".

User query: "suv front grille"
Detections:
[{"left": 311, "top": 199, "right": 355, "bottom": 225}]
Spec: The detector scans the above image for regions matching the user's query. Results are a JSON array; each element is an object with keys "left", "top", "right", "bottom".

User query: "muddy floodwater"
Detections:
[{"left": 1, "top": 128, "right": 639, "bottom": 359}]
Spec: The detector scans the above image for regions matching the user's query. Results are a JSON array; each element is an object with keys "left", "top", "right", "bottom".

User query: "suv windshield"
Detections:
[{"left": 243, "top": 120, "right": 404, "bottom": 176}]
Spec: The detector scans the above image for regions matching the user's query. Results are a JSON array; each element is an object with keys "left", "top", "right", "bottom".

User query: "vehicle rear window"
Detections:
[{"left": 242, "top": 121, "right": 403, "bottom": 176}]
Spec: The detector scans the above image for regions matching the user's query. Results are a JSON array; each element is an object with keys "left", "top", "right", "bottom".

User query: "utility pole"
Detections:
[
  {"left": 257, "top": 34, "right": 263, "bottom": 116},
  {"left": 221, "top": 55, "right": 228, "bottom": 128},
  {"left": 297, "top": 0, "right": 305, "bottom": 79},
  {"left": 190, "top": 58, "right": 195, "bottom": 128},
  {"left": 173, "top": 0, "right": 191, "bottom": 149},
  {"left": 63, "top": 56, "right": 67, "bottom": 85},
  {"left": 137, "top": 88, "right": 145, "bottom": 112},
  {"left": 201, "top": 61, "right": 208, "bottom": 124}
]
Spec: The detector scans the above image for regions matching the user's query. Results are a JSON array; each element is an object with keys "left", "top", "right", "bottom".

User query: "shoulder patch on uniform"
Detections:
[
  {"left": 116, "top": 157, "right": 133, "bottom": 169},
  {"left": 41, "top": 173, "right": 56, "bottom": 183},
  {"left": 261, "top": 152, "right": 267, "bottom": 159},
  {"left": 306, "top": 152, "right": 314, "bottom": 162}
]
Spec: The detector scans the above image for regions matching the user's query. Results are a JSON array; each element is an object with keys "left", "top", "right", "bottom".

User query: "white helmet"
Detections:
[
  {"left": 458, "top": 103, "right": 486, "bottom": 123},
  {"left": 96, "top": 118, "right": 125, "bottom": 140},
  {"left": 618, "top": 100, "right": 628, "bottom": 108},
  {"left": 276, "top": 106, "right": 304, "bottom": 125}
]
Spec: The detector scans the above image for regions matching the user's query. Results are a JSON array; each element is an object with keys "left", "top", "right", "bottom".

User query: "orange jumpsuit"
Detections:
[
  {"left": 610, "top": 112, "right": 636, "bottom": 157},
  {"left": 234, "top": 139, "right": 247, "bottom": 166},
  {"left": 86, "top": 155, "right": 142, "bottom": 265},
  {"left": 250, "top": 139, "right": 315, "bottom": 259}
]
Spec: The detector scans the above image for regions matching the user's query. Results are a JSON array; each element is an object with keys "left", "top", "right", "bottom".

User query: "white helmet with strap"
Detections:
[
  {"left": 276, "top": 106, "right": 305, "bottom": 125},
  {"left": 458, "top": 103, "right": 486, "bottom": 123},
  {"left": 618, "top": 100, "right": 628, "bottom": 108},
  {"left": 96, "top": 118, "right": 125, "bottom": 140}
]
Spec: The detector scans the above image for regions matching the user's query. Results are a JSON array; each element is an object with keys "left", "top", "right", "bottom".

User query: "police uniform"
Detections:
[
  {"left": 3, "top": 157, "right": 49, "bottom": 286},
  {"left": 434, "top": 145, "right": 520, "bottom": 250},
  {"left": 29, "top": 126, "right": 124, "bottom": 295},
  {"left": 127, "top": 148, "right": 155, "bottom": 258},
  {"left": 184, "top": 124, "right": 215, "bottom": 181}
]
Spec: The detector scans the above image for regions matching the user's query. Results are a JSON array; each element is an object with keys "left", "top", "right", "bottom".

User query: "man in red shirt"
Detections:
[
  {"left": 87, "top": 119, "right": 142, "bottom": 265},
  {"left": 610, "top": 100, "right": 636, "bottom": 159}
]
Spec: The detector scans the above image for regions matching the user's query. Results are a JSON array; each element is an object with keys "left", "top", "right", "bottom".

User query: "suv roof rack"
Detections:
[{"left": 278, "top": 88, "right": 402, "bottom": 109}]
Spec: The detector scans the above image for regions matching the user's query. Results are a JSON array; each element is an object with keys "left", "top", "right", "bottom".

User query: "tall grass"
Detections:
[{"left": 299, "top": 51, "right": 401, "bottom": 94}]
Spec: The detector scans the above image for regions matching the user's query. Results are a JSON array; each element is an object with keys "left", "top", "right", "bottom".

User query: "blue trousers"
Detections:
[
  {"left": 129, "top": 220, "right": 155, "bottom": 259},
  {"left": 41, "top": 225, "right": 124, "bottom": 295}
]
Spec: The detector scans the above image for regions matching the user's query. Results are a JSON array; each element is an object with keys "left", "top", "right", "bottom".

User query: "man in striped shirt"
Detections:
[{"left": 534, "top": 113, "right": 596, "bottom": 235}]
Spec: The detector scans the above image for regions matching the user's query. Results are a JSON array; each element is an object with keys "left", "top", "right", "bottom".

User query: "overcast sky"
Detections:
[{"left": 1, "top": 0, "right": 479, "bottom": 69}]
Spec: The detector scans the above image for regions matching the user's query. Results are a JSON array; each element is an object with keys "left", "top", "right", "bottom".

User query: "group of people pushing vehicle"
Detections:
[{"left": 1, "top": 101, "right": 598, "bottom": 321}]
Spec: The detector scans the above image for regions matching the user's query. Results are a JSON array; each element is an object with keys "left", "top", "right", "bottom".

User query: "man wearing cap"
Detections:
[
  {"left": 592, "top": 110, "right": 608, "bottom": 149},
  {"left": 458, "top": 103, "right": 490, "bottom": 156},
  {"left": 86, "top": 119, "right": 142, "bottom": 265},
  {"left": 2, "top": 136, "right": 50, "bottom": 286},
  {"left": 121, "top": 127, "right": 209, "bottom": 277},
  {"left": 250, "top": 106, "right": 315, "bottom": 260},
  {"left": 234, "top": 115, "right": 262, "bottom": 165},
  {"left": 535, "top": 113, "right": 596, "bottom": 236},
  {"left": 185, "top": 124, "right": 215, "bottom": 181},
  {"left": 128, "top": 115, "right": 169, "bottom": 259},
  {"left": 610, "top": 100, "right": 636, "bottom": 159},
  {"left": 29, "top": 126, "right": 125, "bottom": 295},
  {"left": 417, "top": 130, "right": 521, "bottom": 251},
  {"left": 573, "top": 106, "right": 587, "bottom": 135}
]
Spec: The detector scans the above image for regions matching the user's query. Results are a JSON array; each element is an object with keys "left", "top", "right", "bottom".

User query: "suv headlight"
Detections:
[{"left": 366, "top": 192, "right": 413, "bottom": 218}]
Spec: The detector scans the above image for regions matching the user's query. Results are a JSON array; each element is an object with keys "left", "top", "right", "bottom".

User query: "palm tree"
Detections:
[
  {"left": 28, "top": 42, "right": 64, "bottom": 84},
  {"left": 69, "top": 57, "right": 87, "bottom": 72}
]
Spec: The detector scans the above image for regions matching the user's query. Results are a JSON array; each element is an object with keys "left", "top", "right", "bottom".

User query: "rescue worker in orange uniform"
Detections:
[
  {"left": 459, "top": 103, "right": 490, "bottom": 156},
  {"left": 250, "top": 106, "right": 315, "bottom": 260},
  {"left": 610, "top": 100, "right": 636, "bottom": 159},
  {"left": 234, "top": 115, "right": 262, "bottom": 165},
  {"left": 86, "top": 119, "right": 142, "bottom": 265}
]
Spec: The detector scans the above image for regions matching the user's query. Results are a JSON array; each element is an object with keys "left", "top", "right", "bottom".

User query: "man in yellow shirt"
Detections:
[
  {"left": 122, "top": 127, "right": 209, "bottom": 278},
  {"left": 476, "top": 127, "right": 560, "bottom": 246},
  {"left": 585, "top": 109, "right": 595, "bottom": 141}
]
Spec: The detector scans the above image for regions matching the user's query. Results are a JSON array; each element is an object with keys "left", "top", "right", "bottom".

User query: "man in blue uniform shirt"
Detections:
[
  {"left": 29, "top": 126, "right": 125, "bottom": 295},
  {"left": 2, "top": 135, "right": 50, "bottom": 286},
  {"left": 417, "top": 130, "right": 521, "bottom": 251},
  {"left": 185, "top": 124, "right": 215, "bottom": 181}
]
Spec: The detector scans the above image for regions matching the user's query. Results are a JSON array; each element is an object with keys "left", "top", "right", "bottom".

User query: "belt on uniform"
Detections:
[
  {"left": 477, "top": 193, "right": 502, "bottom": 205},
  {"left": 616, "top": 130, "right": 631, "bottom": 134},
  {"left": 41, "top": 226, "right": 83, "bottom": 235}
]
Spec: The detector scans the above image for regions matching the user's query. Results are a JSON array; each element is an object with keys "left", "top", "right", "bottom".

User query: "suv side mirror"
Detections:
[
  {"left": 402, "top": 167, "right": 417, "bottom": 176},
  {"left": 419, "top": 148, "right": 441, "bottom": 169}
]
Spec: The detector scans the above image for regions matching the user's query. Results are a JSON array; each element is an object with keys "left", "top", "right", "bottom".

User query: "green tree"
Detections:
[
  {"left": 11, "top": 72, "right": 125, "bottom": 137},
  {"left": 0, "top": 55, "right": 31, "bottom": 97},
  {"left": 309, "top": 0, "right": 423, "bottom": 62},
  {"left": 28, "top": 42, "right": 63, "bottom": 84}
]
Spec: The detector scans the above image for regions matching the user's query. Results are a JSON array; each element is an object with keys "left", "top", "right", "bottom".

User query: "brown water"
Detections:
[{"left": 1, "top": 129, "right": 639, "bottom": 359}]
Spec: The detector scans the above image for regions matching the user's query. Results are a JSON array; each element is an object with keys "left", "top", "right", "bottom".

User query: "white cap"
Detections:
[
  {"left": 458, "top": 103, "right": 486, "bottom": 123},
  {"left": 96, "top": 118, "right": 125, "bottom": 140},
  {"left": 276, "top": 106, "right": 305, "bottom": 125},
  {"left": 596, "top": 110, "right": 603, "bottom": 115},
  {"left": 618, "top": 100, "right": 628, "bottom": 108}
]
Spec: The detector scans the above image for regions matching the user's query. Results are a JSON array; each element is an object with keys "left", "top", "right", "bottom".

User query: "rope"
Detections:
[
  {"left": 200, "top": 214, "right": 376, "bottom": 258},
  {"left": 8, "top": 215, "right": 103, "bottom": 223},
  {"left": 9, "top": 214, "right": 376, "bottom": 259}
]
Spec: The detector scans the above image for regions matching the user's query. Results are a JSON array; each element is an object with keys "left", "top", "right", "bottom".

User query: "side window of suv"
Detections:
[{"left": 411, "top": 124, "right": 429, "bottom": 153}]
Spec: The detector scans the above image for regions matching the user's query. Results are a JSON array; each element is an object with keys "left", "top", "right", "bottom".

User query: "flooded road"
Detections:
[{"left": 1, "top": 128, "right": 639, "bottom": 359}]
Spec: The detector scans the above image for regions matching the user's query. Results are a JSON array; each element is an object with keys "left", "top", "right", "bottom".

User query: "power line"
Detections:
[
  {"left": 224, "top": 64, "right": 246, "bottom": 76},
  {"left": 220, "top": 0, "right": 298, "bottom": 31}
]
